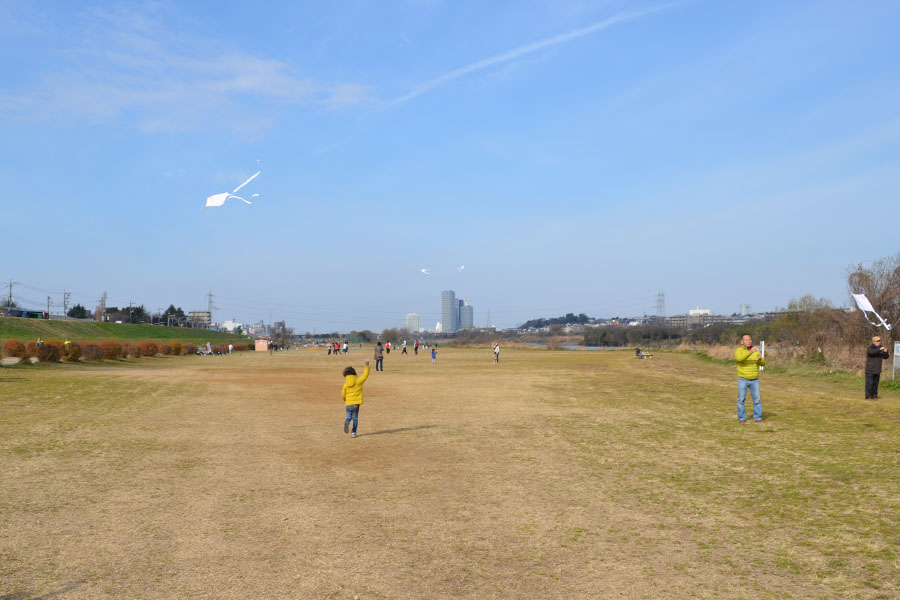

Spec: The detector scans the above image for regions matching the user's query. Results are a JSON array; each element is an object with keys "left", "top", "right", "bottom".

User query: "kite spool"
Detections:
[{"left": 760, "top": 340, "right": 764, "bottom": 371}]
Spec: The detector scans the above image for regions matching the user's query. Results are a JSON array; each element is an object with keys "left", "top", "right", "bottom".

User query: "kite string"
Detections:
[{"left": 232, "top": 170, "right": 261, "bottom": 194}]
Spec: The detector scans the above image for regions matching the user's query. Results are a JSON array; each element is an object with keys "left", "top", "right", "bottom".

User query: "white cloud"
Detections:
[{"left": 0, "top": 3, "right": 367, "bottom": 133}]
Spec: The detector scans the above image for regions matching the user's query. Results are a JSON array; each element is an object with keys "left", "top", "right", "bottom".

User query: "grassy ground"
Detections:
[
  {"left": 0, "top": 316, "right": 249, "bottom": 345},
  {"left": 1, "top": 348, "right": 898, "bottom": 599}
]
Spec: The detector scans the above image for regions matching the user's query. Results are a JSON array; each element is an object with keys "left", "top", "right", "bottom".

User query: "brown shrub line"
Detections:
[{"left": 1, "top": 338, "right": 253, "bottom": 362}]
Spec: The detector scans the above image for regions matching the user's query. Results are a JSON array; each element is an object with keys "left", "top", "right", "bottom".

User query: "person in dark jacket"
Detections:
[
  {"left": 865, "top": 335, "right": 890, "bottom": 399},
  {"left": 374, "top": 341, "right": 384, "bottom": 371}
]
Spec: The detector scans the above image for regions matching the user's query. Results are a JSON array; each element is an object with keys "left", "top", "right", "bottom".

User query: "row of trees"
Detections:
[
  {"left": 583, "top": 252, "right": 900, "bottom": 357},
  {"left": 520, "top": 313, "right": 590, "bottom": 330},
  {"left": 65, "top": 303, "right": 194, "bottom": 326}
]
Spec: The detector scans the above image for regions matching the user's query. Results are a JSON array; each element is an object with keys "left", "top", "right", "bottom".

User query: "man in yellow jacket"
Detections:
[
  {"left": 342, "top": 360, "right": 370, "bottom": 438},
  {"left": 735, "top": 333, "right": 766, "bottom": 423}
]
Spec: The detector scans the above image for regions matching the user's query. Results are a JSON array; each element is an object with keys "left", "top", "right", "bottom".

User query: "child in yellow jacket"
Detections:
[{"left": 342, "top": 360, "right": 370, "bottom": 438}]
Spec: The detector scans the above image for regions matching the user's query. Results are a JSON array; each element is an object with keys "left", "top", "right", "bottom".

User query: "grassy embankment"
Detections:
[
  {"left": 0, "top": 316, "right": 249, "bottom": 345},
  {"left": 1, "top": 348, "right": 898, "bottom": 598}
]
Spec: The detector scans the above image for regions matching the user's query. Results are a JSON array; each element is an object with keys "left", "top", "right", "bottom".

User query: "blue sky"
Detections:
[{"left": 2, "top": 0, "right": 899, "bottom": 332}]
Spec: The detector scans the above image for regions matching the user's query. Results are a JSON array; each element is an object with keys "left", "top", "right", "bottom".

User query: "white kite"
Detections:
[
  {"left": 852, "top": 293, "right": 892, "bottom": 330},
  {"left": 457, "top": 265, "right": 465, "bottom": 272},
  {"left": 420, "top": 268, "right": 431, "bottom": 275},
  {"left": 204, "top": 163, "right": 261, "bottom": 209}
]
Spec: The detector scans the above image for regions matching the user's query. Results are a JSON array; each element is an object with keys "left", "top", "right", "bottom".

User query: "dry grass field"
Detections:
[{"left": 1, "top": 347, "right": 898, "bottom": 599}]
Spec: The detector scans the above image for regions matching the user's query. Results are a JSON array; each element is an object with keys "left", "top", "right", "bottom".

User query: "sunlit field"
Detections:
[{"left": 1, "top": 347, "right": 897, "bottom": 599}]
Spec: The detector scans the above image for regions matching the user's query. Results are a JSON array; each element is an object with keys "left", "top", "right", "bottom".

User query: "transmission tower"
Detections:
[
  {"left": 207, "top": 291, "right": 218, "bottom": 327},
  {"left": 484, "top": 308, "right": 492, "bottom": 328},
  {"left": 656, "top": 290, "right": 666, "bottom": 323},
  {"left": 63, "top": 291, "right": 71, "bottom": 317}
]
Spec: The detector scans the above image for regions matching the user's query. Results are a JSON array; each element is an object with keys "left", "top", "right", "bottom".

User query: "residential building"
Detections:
[
  {"left": 441, "top": 290, "right": 459, "bottom": 333},
  {"left": 188, "top": 310, "right": 211, "bottom": 328},
  {"left": 221, "top": 319, "right": 244, "bottom": 333},
  {"left": 459, "top": 301, "right": 474, "bottom": 329}
]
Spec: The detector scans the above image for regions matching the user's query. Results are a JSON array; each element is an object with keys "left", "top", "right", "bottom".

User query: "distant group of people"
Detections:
[
  {"left": 267, "top": 340, "right": 288, "bottom": 355},
  {"left": 327, "top": 341, "right": 350, "bottom": 356}
]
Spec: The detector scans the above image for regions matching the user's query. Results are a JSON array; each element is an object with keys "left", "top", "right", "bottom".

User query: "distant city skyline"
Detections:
[{"left": 3, "top": 1, "right": 899, "bottom": 332}]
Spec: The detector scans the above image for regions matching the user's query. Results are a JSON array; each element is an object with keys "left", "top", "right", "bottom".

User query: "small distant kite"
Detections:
[
  {"left": 852, "top": 293, "right": 892, "bottom": 330},
  {"left": 204, "top": 162, "right": 261, "bottom": 209},
  {"left": 457, "top": 265, "right": 465, "bottom": 272},
  {"left": 420, "top": 268, "right": 431, "bottom": 275}
]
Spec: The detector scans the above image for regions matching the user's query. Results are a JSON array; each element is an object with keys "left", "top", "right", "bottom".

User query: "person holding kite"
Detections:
[
  {"left": 865, "top": 336, "right": 890, "bottom": 400},
  {"left": 735, "top": 333, "right": 766, "bottom": 423}
]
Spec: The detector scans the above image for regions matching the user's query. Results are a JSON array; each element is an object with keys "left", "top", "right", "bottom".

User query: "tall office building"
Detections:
[
  {"left": 405, "top": 313, "right": 420, "bottom": 332},
  {"left": 459, "top": 301, "right": 474, "bottom": 330},
  {"left": 441, "top": 290, "right": 459, "bottom": 334}
]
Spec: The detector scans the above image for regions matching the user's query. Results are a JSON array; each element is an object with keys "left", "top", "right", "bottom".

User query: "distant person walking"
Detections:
[
  {"left": 343, "top": 341, "right": 349, "bottom": 355},
  {"left": 341, "top": 360, "right": 370, "bottom": 438},
  {"left": 401, "top": 340, "right": 408, "bottom": 355},
  {"left": 385, "top": 341, "right": 391, "bottom": 355},
  {"left": 735, "top": 333, "right": 766, "bottom": 423},
  {"left": 374, "top": 341, "right": 384, "bottom": 371},
  {"left": 865, "top": 335, "right": 890, "bottom": 400},
  {"left": 431, "top": 345, "right": 437, "bottom": 364},
  {"left": 492, "top": 342, "right": 500, "bottom": 363},
  {"left": 414, "top": 338, "right": 419, "bottom": 355},
  {"left": 228, "top": 343, "right": 233, "bottom": 355}
]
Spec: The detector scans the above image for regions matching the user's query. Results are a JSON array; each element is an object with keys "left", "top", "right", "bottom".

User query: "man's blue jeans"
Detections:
[
  {"left": 737, "top": 377, "right": 761, "bottom": 421},
  {"left": 345, "top": 405, "right": 359, "bottom": 433}
]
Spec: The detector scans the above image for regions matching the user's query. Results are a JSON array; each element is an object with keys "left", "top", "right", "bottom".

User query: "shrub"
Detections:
[
  {"left": 3, "top": 339, "right": 26, "bottom": 358},
  {"left": 182, "top": 343, "right": 196, "bottom": 355},
  {"left": 212, "top": 344, "right": 226, "bottom": 355},
  {"left": 98, "top": 340, "right": 123, "bottom": 360},
  {"left": 157, "top": 342, "right": 172, "bottom": 356},
  {"left": 39, "top": 344, "right": 61, "bottom": 362},
  {"left": 170, "top": 342, "right": 182, "bottom": 356},
  {"left": 64, "top": 343, "right": 82, "bottom": 362},
  {"left": 42, "top": 340, "right": 64, "bottom": 362},
  {"left": 24, "top": 342, "right": 38, "bottom": 358},
  {"left": 123, "top": 343, "right": 140, "bottom": 358},
  {"left": 138, "top": 341, "right": 159, "bottom": 357},
  {"left": 81, "top": 344, "right": 103, "bottom": 360}
]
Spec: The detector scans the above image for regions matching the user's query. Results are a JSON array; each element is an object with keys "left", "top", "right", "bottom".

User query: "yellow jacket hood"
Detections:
[{"left": 341, "top": 365, "right": 370, "bottom": 405}]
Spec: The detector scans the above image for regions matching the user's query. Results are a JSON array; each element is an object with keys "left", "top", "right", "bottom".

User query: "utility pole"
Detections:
[
  {"left": 6, "top": 279, "right": 16, "bottom": 308},
  {"left": 63, "top": 291, "right": 71, "bottom": 318},
  {"left": 47, "top": 296, "right": 52, "bottom": 316},
  {"left": 97, "top": 291, "right": 107, "bottom": 322}
]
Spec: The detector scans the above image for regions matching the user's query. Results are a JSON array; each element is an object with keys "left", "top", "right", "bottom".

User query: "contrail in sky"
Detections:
[{"left": 396, "top": 3, "right": 681, "bottom": 103}]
